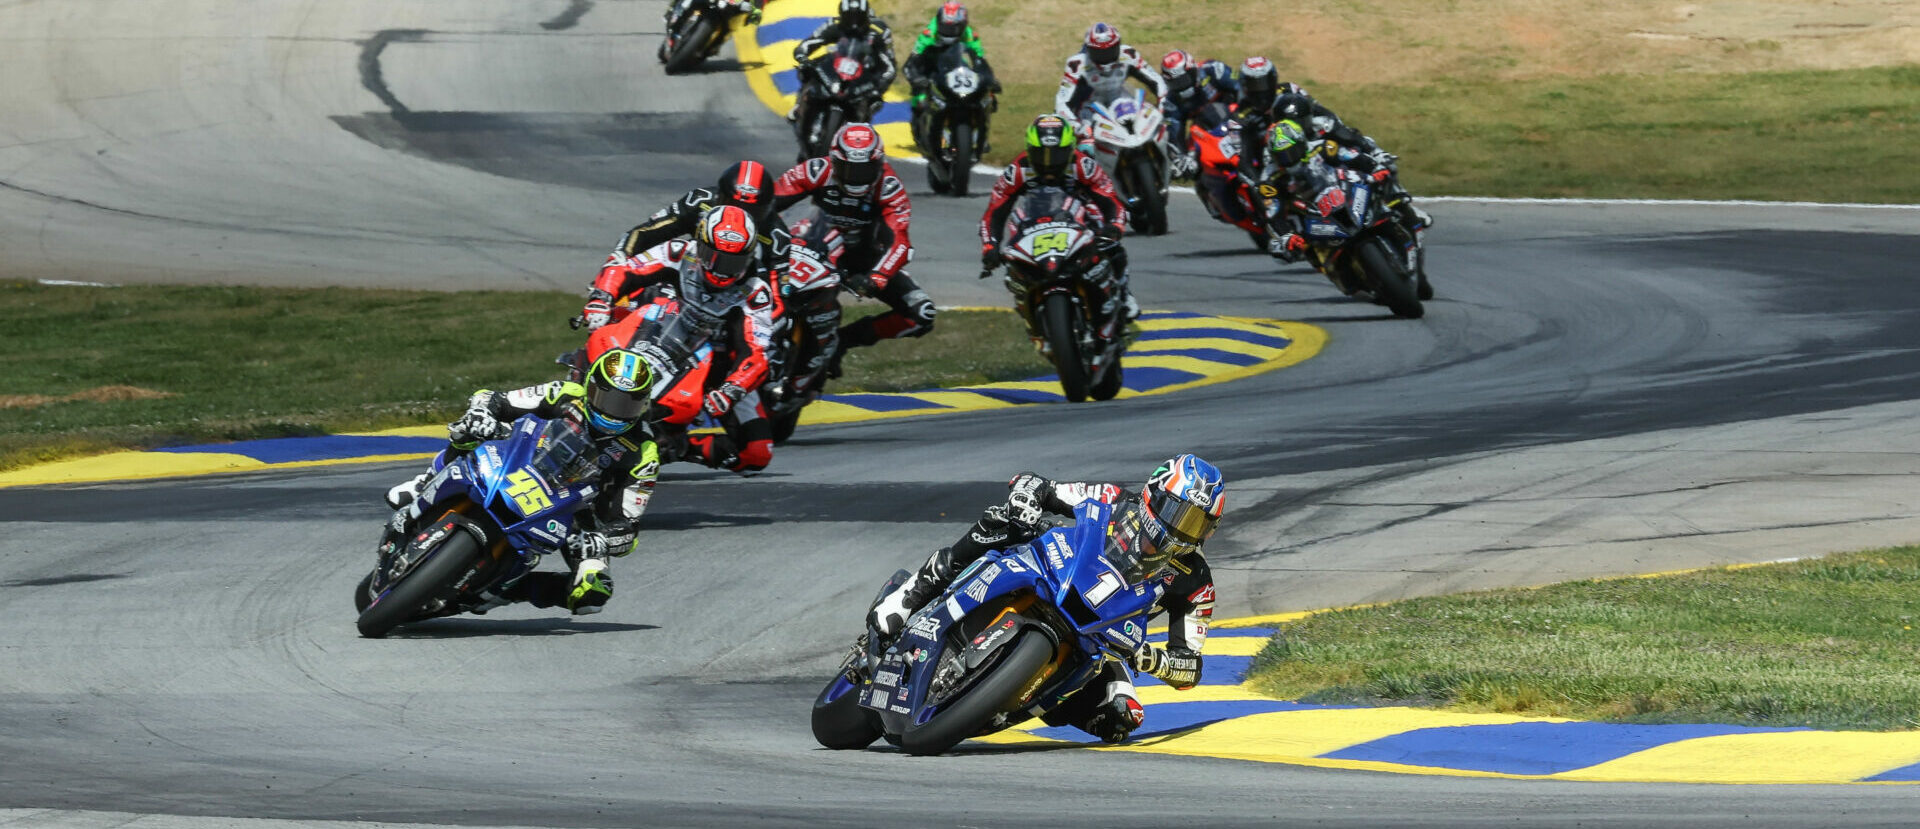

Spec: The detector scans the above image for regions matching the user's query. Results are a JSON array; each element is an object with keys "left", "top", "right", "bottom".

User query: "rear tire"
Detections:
[
  {"left": 663, "top": 18, "right": 714, "bottom": 75},
  {"left": 1042, "top": 294, "right": 1089, "bottom": 403},
  {"left": 1358, "top": 238, "right": 1423, "bottom": 319},
  {"left": 812, "top": 675, "right": 884, "bottom": 749},
  {"left": 355, "top": 530, "right": 483, "bottom": 638},
  {"left": 771, "top": 408, "right": 801, "bottom": 445},
  {"left": 949, "top": 122, "right": 973, "bottom": 197},
  {"left": 899, "top": 633, "right": 1055, "bottom": 756}
]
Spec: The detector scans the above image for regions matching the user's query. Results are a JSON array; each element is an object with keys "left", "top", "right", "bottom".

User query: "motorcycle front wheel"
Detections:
[
  {"left": 355, "top": 528, "right": 482, "bottom": 638},
  {"left": 1042, "top": 294, "right": 1089, "bottom": 402},
  {"left": 1130, "top": 157, "right": 1168, "bottom": 236},
  {"left": 662, "top": 17, "right": 714, "bottom": 74},
  {"left": 948, "top": 121, "right": 973, "bottom": 197},
  {"left": 1357, "top": 237, "right": 1424, "bottom": 319},
  {"left": 811, "top": 674, "right": 884, "bottom": 750}
]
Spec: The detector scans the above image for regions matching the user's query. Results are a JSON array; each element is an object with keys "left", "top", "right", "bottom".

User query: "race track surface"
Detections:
[{"left": 4, "top": 1, "right": 1920, "bottom": 826}]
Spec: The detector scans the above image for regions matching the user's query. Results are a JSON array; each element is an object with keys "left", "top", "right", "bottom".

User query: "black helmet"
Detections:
[
  {"left": 1272, "top": 92, "right": 1317, "bottom": 129},
  {"left": 1239, "top": 56, "right": 1277, "bottom": 105},
  {"left": 715, "top": 160, "right": 774, "bottom": 225},
  {"left": 935, "top": 1, "right": 967, "bottom": 43},
  {"left": 1025, "top": 114, "right": 1075, "bottom": 184},
  {"left": 837, "top": 0, "right": 870, "bottom": 29}
]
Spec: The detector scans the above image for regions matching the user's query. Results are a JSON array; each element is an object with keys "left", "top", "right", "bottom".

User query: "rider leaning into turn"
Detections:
[
  {"left": 774, "top": 123, "right": 934, "bottom": 373},
  {"left": 979, "top": 114, "right": 1139, "bottom": 325},
  {"left": 380, "top": 351, "right": 661, "bottom": 616},
  {"left": 1158, "top": 49, "right": 1239, "bottom": 177},
  {"left": 1053, "top": 22, "right": 1166, "bottom": 143},
  {"left": 868, "top": 455, "right": 1227, "bottom": 743},
  {"left": 789, "top": 0, "right": 898, "bottom": 121}
]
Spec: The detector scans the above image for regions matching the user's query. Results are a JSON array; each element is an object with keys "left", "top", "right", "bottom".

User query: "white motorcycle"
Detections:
[{"left": 1081, "top": 89, "right": 1172, "bottom": 235}]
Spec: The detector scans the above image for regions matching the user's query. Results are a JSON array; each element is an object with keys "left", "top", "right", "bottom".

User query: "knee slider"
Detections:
[
  {"left": 905, "top": 289, "right": 936, "bottom": 335},
  {"left": 735, "top": 439, "right": 773, "bottom": 472}
]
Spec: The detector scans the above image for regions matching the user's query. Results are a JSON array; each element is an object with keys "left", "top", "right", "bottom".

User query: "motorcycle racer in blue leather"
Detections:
[{"left": 869, "top": 454, "right": 1224, "bottom": 743}]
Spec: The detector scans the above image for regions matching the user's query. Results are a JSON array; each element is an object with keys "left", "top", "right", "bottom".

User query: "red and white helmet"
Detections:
[
  {"left": 1083, "top": 22, "right": 1121, "bottom": 66},
  {"left": 935, "top": 1, "right": 968, "bottom": 43},
  {"left": 829, "top": 122, "right": 885, "bottom": 195},
  {"left": 1240, "top": 56, "right": 1278, "bottom": 100},
  {"left": 692, "top": 205, "right": 758, "bottom": 289},
  {"left": 1162, "top": 49, "right": 1197, "bottom": 95}
]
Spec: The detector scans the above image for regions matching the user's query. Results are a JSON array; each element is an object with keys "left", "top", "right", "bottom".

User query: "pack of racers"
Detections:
[{"left": 788, "top": 0, "right": 898, "bottom": 125}]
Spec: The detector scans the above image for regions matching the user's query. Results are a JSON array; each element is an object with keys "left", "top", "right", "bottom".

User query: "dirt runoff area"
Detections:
[{"left": 877, "top": 0, "right": 1920, "bottom": 84}]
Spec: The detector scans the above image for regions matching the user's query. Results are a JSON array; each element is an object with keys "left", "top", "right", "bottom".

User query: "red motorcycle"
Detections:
[{"left": 1187, "top": 102, "right": 1268, "bottom": 252}]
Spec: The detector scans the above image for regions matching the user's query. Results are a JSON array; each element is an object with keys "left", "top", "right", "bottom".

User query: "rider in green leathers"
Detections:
[{"left": 903, "top": 1, "right": 1000, "bottom": 152}]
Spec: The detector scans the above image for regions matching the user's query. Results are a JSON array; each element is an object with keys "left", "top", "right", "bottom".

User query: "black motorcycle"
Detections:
[
  {"left": 1286, "top": 161, "right": 1428, "bottom": 319},
  {"left": 658, "top": 0, "right": 752, "bottom": 75},
  {"left": 912, "top": 42, "right": 994, "bottom": 197},
  {"left": 760, "top": 210, "right": 849, "bottom": 444},
  {"left": 983, "top": 187, "right": 1129, "bottom": 402},
  {"left": 793, "top": 37, "right": 886, "bottom": 161}
]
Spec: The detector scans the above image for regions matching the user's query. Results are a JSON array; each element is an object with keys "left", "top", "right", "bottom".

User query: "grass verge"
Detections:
[
  {"left": 0, "top": 282, "right": 1045, "bottom": 471},
  {"left": 979, "top": 65, "right": 1920, "bottom": 202},
  {"left": 1249, "top": 546, "right": 1920, "bottom": 730}
]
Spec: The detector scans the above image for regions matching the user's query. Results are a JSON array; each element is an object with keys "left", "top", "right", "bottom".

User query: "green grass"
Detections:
[
  {"left": 982, "top": 65, "right": 1920, "bottom": 202},
  {"left": 0, "top": 282, "right": 1046, "bottom": 471},
  {"left": 1249, "top": 546, "right": 1920, "bottom": 730}
]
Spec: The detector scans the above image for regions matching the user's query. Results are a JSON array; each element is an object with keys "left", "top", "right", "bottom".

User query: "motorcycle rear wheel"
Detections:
[
  {"left": 663, "top": 17, "right": 714, "bottom": 74},
  {"left": 355, "top": 529, "right": 482, "bottom": 638},
  {"left": 771, "top": 408, "right": 802, "bottom": 445},
  {"left": 1357, "top": 238, "right": 1424, "bottom": 319},
  {"left": 1042, "top": 294, "right": 1089, "bottom": 403},
  {"left": 899, "top": 632, "right": 1054, "bottom": 756},
  {"left": 811, "top": 675, "right": 884, "bottom": 750}
]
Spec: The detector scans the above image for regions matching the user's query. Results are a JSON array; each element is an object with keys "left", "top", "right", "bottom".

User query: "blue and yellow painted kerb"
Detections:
[
  {"left": 976, "top": 611, "right": 1920, "bottom": 784},
  {"left": 733, "top": 0, "right": 920, "bottom": 158},
  {"left": 0, "top": 311, "right": 1322, "bottom": 488}
]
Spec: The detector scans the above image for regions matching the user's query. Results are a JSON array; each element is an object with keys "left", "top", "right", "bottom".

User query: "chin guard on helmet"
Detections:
[
  {"left": 693, "top": 205, "right": 759, "bottom": 288},
  {"left": 585, "top": 348, "right": 653, "bottom": 434}
]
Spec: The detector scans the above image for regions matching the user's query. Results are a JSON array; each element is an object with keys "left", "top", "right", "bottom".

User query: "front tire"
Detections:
[
  {"left": 948, "top": 121, "right": 973, "bottom": 197},
  {"left": 899, "top": 633, "right": 1055, "bottom": 756},
  {"left": 771, "top": 408, "right": 801, "bottom": 445},
  {"left": 353, "top": 571, "right": 374, "bottom": 613},
  {"left": 1130, "top": 157, "right": 1168, "bottom": 236},
  {"left": 1357, "top": 238, "right": 1423, "bottom": 319},
  {"left": 355, "top": 530, "right": 483, "bottom": 638},
  {"left": 1042, "top": 294, "right": 1089, "bottom": 403},
  {"left": 812, "top": 675, "right": 884, "bottom": 749},
  {"left": 1090, "top": 359, "right": 1124, "bottom": 401},
  {"left": 662, "top": 17, "right": 714, "bottom": 75}
]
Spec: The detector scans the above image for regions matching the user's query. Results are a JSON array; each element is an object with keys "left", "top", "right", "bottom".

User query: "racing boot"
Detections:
[
  {"left": 867, "top": 546, "right": 956, "bottom": 638},
  {"left": 868, "top": 500, "right": 1039, "bottom": 637},
  {"left": 1078, "top": 673, "right": 1145, "bottom": 744},
  {"left": 385, "top": 472, "right": 429, "bottom": 510},
  {"left": 565, "top": 558, "right": 613, "bottom": 615}
]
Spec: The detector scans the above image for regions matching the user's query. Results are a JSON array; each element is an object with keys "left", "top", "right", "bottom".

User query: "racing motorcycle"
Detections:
[
  {"left": 658, "top": 0, "right": 753, "bottom": 75},
  {"left": 354, "top": 412, "right": 600, "bottom": 638},
  {"left": 1286, "top": 160, "right": 1427, "bottom": 319},
  {"left": 913, "top": 41, "right": 994, "bottom": 197},
  {"left": 760, "top": 210, "right": 848, "bottom": 444},
  {"left": 984, "top": 187, "right": 1128, "bottom": 403},
  {"left": 1187, "top": 103, "right": 1268, "bottom": 252},
  {"left": 811, "top": 499, "right": 1164, "bottom": 756},
  {"left": 1082, "top": 89, "right": 1171, "bottom": 236},
  {"left": 793, "top": 37, "right": 885, "bottom": 161}
]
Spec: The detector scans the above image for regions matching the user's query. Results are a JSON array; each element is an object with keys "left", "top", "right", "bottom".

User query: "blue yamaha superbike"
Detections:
[
  {"left": 354, "top": 413, "right": 598, "bottom": 637},
  {"left": 811, "top": 500, "right": 1163, "bottom": 755}
]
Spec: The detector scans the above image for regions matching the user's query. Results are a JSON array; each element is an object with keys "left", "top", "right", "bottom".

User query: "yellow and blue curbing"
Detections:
[
  {"left": 979, "top": 612, "right": 1920, "bottom": 784},
  {"left": 733, "top": 0, "right": 920, "bottom": 158},
  {"left": 0, "top": 311, "right": 1323, "bottom": 488}
]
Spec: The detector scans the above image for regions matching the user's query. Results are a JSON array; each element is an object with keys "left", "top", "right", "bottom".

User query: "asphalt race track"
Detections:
[{"left": 5, "top": 2, "right": 1920, "bottom": 826}]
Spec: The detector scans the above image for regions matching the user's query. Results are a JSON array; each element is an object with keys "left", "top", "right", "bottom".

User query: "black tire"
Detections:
[
  {"left": 1357, "top": 238, "right": 1423, "bottom": 319},
  {"left": 1090, "top": 359, "right": 1124, "bottom": 401},
  {"left": 927, "top": 158, "right": 950, "bottom": 194},
  {"left": 949, "top": 121, "right": 973, "bottom": 197},
  {"left": 355, "top": 530, "right": 483, "bottom": 638},
  {"left": 810, "top": 109, "right": 845, "bottom": 160},
  {"left": 1041, "top": 294, "right": 1089, "bottom": 403},
  {"left": 663, "top": 17, "right": 714, "bottom": 75},
  {"left": 1131, "top": 158, "right": 1168, "bottom": 236},
  {"left": 811, "top": 676, "right": 884, "bottom": 749},
  {"left": 899, "top": 633, "right": 1055, "bottom": 756},
  {"left": 1248, "top": 229, "right": 1270, "bottom": 253},
  {"left": 353, "top": 570, "right": 374, "bottom": 613},
  {"left": 771, "top": 408, "right": 801, "bottom": 445}
]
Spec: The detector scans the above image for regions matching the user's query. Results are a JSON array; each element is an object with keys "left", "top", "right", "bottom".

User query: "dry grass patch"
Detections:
[{"left": 0, "top": 385, "right": 177, "bottom": 410}]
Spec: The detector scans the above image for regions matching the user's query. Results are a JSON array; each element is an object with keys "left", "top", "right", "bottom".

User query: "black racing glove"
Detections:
[{"left": 1006, "top": 472, "right": 1050, "bottom": 525}]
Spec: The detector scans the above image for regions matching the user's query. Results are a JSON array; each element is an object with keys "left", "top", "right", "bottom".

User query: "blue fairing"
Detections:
[
  {"left": 411, "top": 416, "right": 596, "bottom": 581},
  {"left": 866, "top": 500, "right": 1165, "bottom": 730}
]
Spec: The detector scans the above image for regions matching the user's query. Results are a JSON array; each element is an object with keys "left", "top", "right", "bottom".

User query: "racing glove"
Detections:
[
  {"left": 980, "top": 246, "right": 1002, "bottom": 269},
  {"left": 705, "top": 381, "right": 748, "bottom": 417},
  {"left": 863, "top": 270, "right": 891, "bottom": 293},
  {"left": 582, "top": 296, "right": 613, "bottom": 330},
  {"left": 744, "top": 3, "right": 763, "bottom": 25},
  {"left": 1268, "top": 232, "right": 1307, "bottom": 262},
  {"left": 448, "top": 406, "right": 511, "bottom": 446},
  {"left": 1132, "top": 644, "right": 1201, "bottom": 690},
  {"left": 567, "top": 530, "right": 611, "bottom": 560},
  {"left": 1006, "top": 473, "right": 1050, "bottom": 525}
]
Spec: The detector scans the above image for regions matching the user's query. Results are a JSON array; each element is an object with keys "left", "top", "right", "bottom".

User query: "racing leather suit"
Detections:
[
  {"left": 774, "top": 157, "right": 935, "bottom": 354},
  {"left": 904, "top": 19, "right": 999, "bottom": 104},
  {"left": 380, "top": 382, "right": 660, "bottom": 614},
  {"left": 1162, "top": 59, "right": 1237, "bottom": 164},
  {"left": 1054, "top": 44, "right": 1167, "bottom": 132},
  {"left": 872, "top": 477, "right": 1215, "bottom": 743},
  {"left": 590, "top": 249, "right": 779, "bottom": 473},
  {"left": 610, "top": 186, "right": 790, "bottom": 291},
  {"left": 792, "top": 19, "right": 898, "bottom": 119},
  {"left": 979, "top": 151, "right": 1135, "bottom": 329}
]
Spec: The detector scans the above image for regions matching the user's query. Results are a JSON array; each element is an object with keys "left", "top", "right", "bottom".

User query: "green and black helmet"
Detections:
[
  {"left": 1267, "top": 119, "right": 1309, "bottom": 169},
  {"left": 1026, "top": 114, "right": 1075, "bottom": 184}
]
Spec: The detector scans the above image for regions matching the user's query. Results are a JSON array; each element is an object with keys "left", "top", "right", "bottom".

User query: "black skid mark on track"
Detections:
[
  {"left": 540, "top": 0, "right": 595, "bottom": 31},
  {"left": 356, "top": 29, "right": 428, "bottom": 119},
  {"left": 2, "top": 573, "right": 127, "bottom": 588}
]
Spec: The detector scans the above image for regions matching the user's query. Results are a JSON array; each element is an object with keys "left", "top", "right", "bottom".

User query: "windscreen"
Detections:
[{"left": 530, "top": 416, "right": 599, "bottom": 487}]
